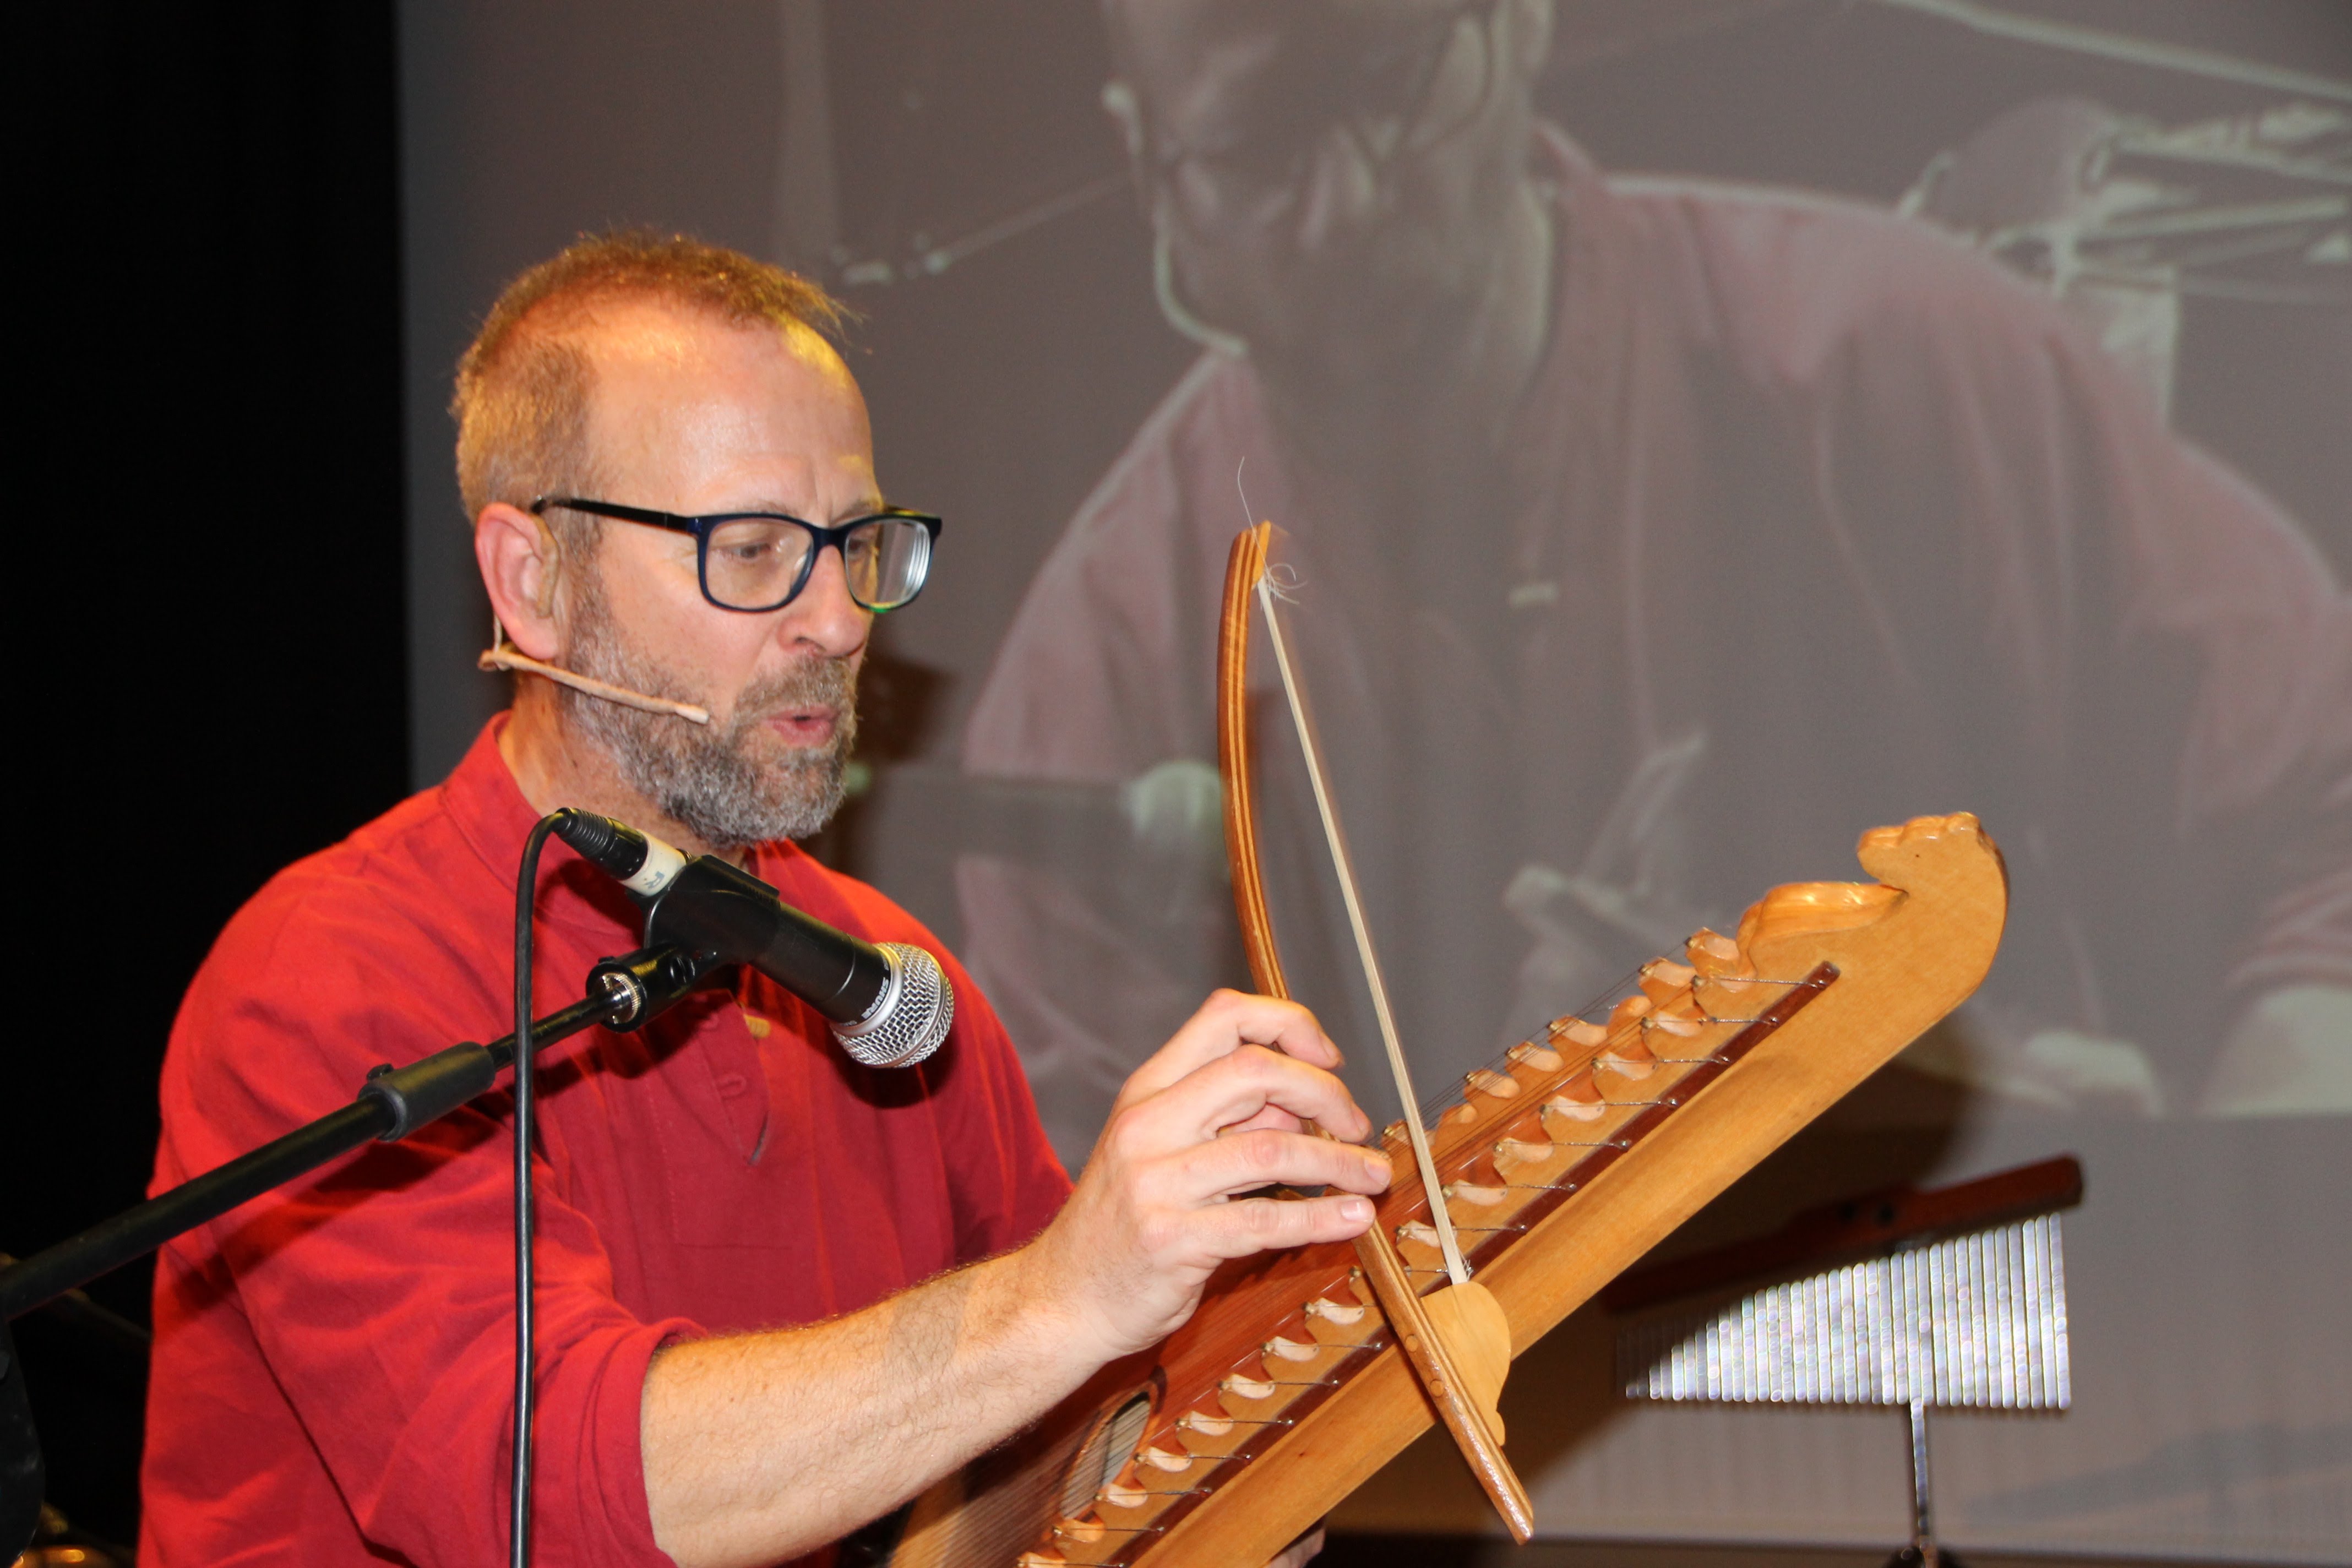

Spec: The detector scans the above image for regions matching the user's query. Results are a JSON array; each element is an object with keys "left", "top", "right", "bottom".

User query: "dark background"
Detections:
[{"left": 15, "top": 5, "right": 409, "bottom": 1545}]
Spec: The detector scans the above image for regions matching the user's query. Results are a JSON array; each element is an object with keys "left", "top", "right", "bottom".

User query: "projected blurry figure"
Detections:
[{"left": 961, "top": 0, "right": 2351, "bottom": 1166}]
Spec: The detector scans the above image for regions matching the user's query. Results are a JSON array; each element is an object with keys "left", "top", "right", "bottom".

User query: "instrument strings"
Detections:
[
  {"left": 1414, "top": 968, "right": 1826, "bottom": 1124},
  {"left": 1375, "top": 966, "right": 1832, "bottom": 1282}
]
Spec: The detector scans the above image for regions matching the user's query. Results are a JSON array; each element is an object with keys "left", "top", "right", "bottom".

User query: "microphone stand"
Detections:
[{"left": 0, "top": 941, "right": 709, "bottom": 1558}]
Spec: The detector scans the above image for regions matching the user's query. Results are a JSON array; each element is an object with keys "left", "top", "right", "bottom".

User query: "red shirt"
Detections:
[{"left": 141, "top": 717, "right": 1071, "bottom": 1567}]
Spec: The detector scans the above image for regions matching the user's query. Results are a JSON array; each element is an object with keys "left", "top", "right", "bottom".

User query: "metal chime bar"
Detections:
[
  {"left": 1610, "top": 1159, "right": 2082, "bottom": 1568},
  {"left": 1616, "top": 1212, "right": 2072, "bottom": 1410}
]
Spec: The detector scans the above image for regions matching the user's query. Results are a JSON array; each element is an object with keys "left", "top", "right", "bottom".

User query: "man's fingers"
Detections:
[
  {"left": 1137, "top": 1043, "right": 1370, "bottom": 1145},
  {"left": 1191, "top": 1191, "right": 1380, "bottom": 1259},
  {"left": 1119, "top": 990, "right": 1342, "bottom": 1105},
  {"left": 1169, "top": 1127, "right": 1391, "bottom": 1201},
  {"left": 1218, "top": 1104, "right": 1305, "bottom": 1137}
]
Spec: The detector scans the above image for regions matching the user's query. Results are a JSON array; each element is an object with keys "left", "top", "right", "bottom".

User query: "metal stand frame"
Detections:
[{"left": 1884, "top": 1396, "right": 1967, "bottom": 1568}]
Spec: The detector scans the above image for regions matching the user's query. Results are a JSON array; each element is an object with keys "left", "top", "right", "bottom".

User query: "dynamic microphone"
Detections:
[{"left": 552, "top": 810, "right": 954, "bottom": 1068}]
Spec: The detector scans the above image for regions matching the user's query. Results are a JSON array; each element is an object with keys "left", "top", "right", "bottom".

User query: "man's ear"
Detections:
[{"left": 476, "top": 503, "right": 567, "bottom": 661}]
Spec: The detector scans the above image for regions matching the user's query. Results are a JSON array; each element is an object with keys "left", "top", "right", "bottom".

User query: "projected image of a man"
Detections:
[
  {"left": 960, "top": 0, "right": 2352, "bottom": 1164},
  {"left": 1108, "top": 0, "right": 1556, "bottom": 460}
]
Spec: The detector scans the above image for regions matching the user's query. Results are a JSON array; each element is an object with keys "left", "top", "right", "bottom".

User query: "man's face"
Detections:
[
  {"left": 1114, "top": 0, "right": 1542, "bottom": 372},
  {"left": 556, "top": 301, "right": 879, "bottom": 849}
]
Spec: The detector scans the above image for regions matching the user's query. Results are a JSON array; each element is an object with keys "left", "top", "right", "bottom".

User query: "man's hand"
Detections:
[
  {"left": 643, "top": 991, "right": 1384, "bottom": 1568},
  {"left": 1025, "top": 990, "right": 1392, "bottom": 1364}
]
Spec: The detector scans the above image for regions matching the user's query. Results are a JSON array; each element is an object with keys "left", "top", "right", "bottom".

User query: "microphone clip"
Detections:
[{"left": 638, "top": 857, "right": 872, "bottom": 1025}]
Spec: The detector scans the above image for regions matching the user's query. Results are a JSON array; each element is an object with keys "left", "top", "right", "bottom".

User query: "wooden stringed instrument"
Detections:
[{"left": 885, "top": 522, "right": 2007, "bottom": 1568}]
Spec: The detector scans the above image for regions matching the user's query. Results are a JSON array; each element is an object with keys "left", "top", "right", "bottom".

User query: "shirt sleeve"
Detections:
[{"left": 152, "top": 867, "right": 694, "bottom": 1568}]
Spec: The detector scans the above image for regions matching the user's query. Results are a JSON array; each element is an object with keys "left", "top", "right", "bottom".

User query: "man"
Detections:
[
  {"left": 142, "top": 234, "right": 1390, "bottom": 1567},
  {"left": 960, "top": 0, "right": 2350, "bottom": 1163}
]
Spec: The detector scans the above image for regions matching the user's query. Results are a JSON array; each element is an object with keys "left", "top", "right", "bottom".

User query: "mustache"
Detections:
[{"left": 726, "top": 657, "right": 859, "bottom": 738}]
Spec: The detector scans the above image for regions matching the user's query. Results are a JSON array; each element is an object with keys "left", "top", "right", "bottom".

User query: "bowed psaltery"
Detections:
[{"left": 885, "top": 522, "right": 2008, "bottom": 1568}]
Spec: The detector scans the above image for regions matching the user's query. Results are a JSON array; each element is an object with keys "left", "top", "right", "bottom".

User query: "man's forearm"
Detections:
[{"left": 641, "top": 1242, "right": 1086, "bottom": 1568}]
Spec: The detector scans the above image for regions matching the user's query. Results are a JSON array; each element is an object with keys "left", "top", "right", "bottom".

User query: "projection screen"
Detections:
[{"left": 399, "top": 1, "right": 2350, "bottom": 1558}]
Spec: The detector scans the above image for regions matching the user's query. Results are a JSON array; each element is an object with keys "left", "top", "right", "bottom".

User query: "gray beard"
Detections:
[{"left": 560, "top": 578, "right": 858, "bottom": 850}]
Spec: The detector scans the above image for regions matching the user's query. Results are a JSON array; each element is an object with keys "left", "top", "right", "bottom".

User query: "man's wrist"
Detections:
[{"left": 992, "top": 1211, "right": 1145, "bottom": 1381}]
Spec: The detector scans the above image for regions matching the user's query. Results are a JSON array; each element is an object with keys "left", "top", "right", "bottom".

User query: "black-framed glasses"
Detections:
[{"left": 532, "top": 497, "right": 943, "bottom": 613}]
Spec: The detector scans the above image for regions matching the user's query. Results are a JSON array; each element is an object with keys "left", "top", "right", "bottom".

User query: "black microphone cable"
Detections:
[{"left": 509, "top": 813, "right": 563, "bottom": 1568}]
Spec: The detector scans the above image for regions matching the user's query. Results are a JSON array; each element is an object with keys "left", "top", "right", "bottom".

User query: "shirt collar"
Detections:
[{"left": 440, "top": 712, "right": 649, "bottom": 945}]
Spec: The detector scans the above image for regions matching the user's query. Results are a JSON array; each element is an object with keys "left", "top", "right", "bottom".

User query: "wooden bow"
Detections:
[{"left": 1216, "top": 521, "right": 1534, "bottom": 1539}]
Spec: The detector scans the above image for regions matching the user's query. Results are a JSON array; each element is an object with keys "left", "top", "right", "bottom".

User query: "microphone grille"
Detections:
[{"left": 832, "top": 943, "right": 954, "bottom": 1068}]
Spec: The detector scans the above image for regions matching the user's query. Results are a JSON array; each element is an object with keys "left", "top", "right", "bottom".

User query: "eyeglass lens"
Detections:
[{"left": 704, "top": 515, "right": 933, "bottom": 611}]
